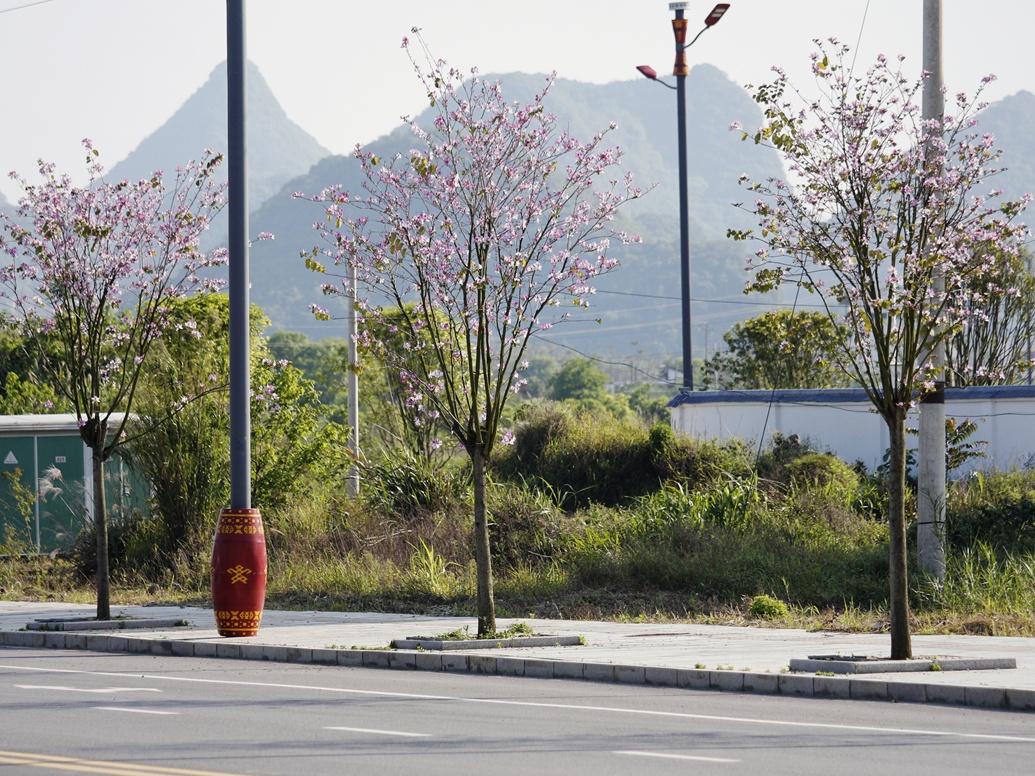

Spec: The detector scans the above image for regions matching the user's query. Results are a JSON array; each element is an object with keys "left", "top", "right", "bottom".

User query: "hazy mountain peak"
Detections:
[
  {"left": 971, "top": 90, "right": 1035, "bottom": 201},
  {"left": 108, "top": 59, "right": 330, "bottom": 211}
]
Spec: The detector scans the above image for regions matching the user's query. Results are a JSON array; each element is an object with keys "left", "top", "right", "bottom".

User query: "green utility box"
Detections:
[{"left": 0, "top": 414, "right": 147, "bottom": 554}]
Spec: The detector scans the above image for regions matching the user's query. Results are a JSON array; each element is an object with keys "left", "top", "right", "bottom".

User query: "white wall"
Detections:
[{"left": 669, "top": 387, "right": 1035, "bottom": 474}]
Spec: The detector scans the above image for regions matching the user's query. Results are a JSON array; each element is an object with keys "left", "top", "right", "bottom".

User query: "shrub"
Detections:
[
  {"left": 493, "top": 402, "right": 653, "bottom": 508},
  {"left": 785, "top": 453, "right": 859, "bottom": 493},
  {"left": 652, "top": 432, "right": 752, "bottom": 486},
  {"left": 748, "top": 594, "right": 789, "bottom": 620},
  {"left": 494, "top": 402, "right": 751, "bottom": 509}
]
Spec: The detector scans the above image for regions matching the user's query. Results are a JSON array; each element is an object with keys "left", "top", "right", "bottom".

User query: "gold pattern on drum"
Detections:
[
  {"left": 216, "top": 610, "right": 262, "bottom": 626},
  {"left": 217, "top": 514, "right": 265, "bottom": 535},
  {"left": 227, "top": 564, "right": 252, "bottom": 584}
]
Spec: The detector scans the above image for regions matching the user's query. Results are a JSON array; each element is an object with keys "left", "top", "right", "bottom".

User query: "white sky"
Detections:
[{"left": 1, "top": 0, "right": 1032, "bottom": 203}]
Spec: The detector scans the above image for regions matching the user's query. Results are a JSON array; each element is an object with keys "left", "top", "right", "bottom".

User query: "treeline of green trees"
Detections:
[{"left": 263, "top": 328, "right": 673, "bottom": 455}]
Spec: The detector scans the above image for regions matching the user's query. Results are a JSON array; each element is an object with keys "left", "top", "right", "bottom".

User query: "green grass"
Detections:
[{"left": 7, "top": 419, "right": 1035, "bottom": 637}]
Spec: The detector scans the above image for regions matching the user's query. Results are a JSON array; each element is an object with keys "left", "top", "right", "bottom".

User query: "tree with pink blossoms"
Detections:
[
  {"left": 0, "top": 142, "right": 228, "bottom": 620},
  {"left": 730, "top": 41, "right": 1029, "bottom": 659},
  {"left": 304, "top": 33, "right": 641, "bottom": 635}
]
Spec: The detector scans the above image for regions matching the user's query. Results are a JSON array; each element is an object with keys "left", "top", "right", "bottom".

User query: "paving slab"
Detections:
[{"left": 2, "top": 601, "right": 1035, "bottom": 711}]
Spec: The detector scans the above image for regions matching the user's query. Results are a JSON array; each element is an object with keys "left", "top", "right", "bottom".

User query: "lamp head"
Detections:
[{"left": 704, "top": 3, "right": 730, "bottom": 26}]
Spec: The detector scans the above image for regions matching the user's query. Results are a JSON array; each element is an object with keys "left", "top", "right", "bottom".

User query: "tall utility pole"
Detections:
[
  {"left": 918, "top": 0, "right": 947, "bottom": 582},
  {"left": 347, "top": 264, "right": 360, "bottom": 497}
]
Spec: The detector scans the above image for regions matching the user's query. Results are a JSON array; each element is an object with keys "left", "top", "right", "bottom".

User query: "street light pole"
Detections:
[
  {"left": 639, "top": 3, "right": 729, "bottom": 391},
  {"left": 673, "top": 3, "right": 692, "bottom": 389},
  {"left": 227, "top": 0, "right": 251, "bottom": 509}
]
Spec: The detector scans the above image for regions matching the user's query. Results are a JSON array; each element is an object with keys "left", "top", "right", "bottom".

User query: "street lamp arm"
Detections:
[
  {"left": 636, "top": 65, "right": 678, "bottom": 90},
  {"left": 680, "top": 25, "right": 712, "bottom": 51}
]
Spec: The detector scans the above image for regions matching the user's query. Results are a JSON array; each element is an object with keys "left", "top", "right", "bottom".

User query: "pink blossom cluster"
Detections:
[
  {"left": 299, "top": 34, "right": 642, "bottom": 454},
  {"left": 732, "top": 40, "right": 1030, "bottom": 413},
  {"left": 0, "top": 140, "right": 228, "bottom": 436}
]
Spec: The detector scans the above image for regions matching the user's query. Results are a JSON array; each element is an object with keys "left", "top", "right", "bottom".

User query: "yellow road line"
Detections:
[{"left": 0, "top": 750, "right": 246, "bottom": 776}]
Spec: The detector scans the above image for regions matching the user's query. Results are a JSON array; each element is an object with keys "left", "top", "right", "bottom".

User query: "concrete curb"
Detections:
[
  {"left": 789, "top": 656, "right": 1018, "bottom": 674},
  {"left": 3, "top": 628, "right": 1033, "bottom": 712},
  {"left": 393, "top": 635, "right": 584, "bottom": 650},
  {"left": 25, "top": 617, "right": 188, "bottom": 632}
]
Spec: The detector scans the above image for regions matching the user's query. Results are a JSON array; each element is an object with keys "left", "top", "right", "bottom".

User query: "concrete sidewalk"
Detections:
[{"left": 2, "top": 601, "right": 1034, "bottom": 712}]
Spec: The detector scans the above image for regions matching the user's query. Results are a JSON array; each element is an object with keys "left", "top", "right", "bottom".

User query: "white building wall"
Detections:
[{"left": 670, "top": 388, "right": 1035, "bottom": 475}]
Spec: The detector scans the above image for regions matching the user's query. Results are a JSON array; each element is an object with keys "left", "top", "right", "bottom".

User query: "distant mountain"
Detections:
[
  {"left": 109, "top": 61, "right": 329, "bottom": 215},
  {"left": 971, "top": 90, "right": 1035, "bottom": 203},
  {"left": 246, "top": 65, "right": 788, "bottom": 355}
]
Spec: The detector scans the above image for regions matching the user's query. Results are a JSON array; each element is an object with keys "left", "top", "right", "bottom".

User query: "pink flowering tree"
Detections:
[
  {"left": 0, "top": 142, "right": 228, "bottom": 620},
  {"left": 729, "top": 41, "right": 1029, "bottom": 659},
  {"left": 303, "top": 33, "right": 641, "bottom": 635}
]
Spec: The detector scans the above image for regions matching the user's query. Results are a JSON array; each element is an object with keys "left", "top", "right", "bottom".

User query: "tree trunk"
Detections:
[
  {"left": 92, "top": 445, "right": 111, "bottom": 621},
  {"left": 470, "top": 443, "right": 496, "bottom": 636},
  {"left": 886, "top": 408, "right": 913, "bottom": 660}
]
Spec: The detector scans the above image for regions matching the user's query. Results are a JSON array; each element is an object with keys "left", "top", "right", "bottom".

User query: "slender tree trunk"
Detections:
[
  {"left": 92, "top": 445, "right": 111, "bottom": 621},
  {"left": 886, "top": 408, "right": 913, "bottom": 660},
  {"left": 470, "top": 443, "right": 496, "bottom": 636}
]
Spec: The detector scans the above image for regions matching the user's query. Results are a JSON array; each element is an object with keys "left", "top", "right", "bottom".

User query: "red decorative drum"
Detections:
[{"left": 211, "top": 507, "right": 268, "bottom": 637}]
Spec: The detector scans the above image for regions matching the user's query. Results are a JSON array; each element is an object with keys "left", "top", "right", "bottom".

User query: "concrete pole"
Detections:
[
  {"left": 227, "top": 0, "right": 251, "bottom": 509},
  {"left": 347, "top": 264, "right": 360, "bottom": 498},
  {"left": 918, "top": 0, "right": 946, "bottom": 581}
]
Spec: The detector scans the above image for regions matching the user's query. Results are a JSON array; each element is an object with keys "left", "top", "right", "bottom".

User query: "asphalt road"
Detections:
[{"left": 1, "top": 647, "right": 1034, "bottom": 775}]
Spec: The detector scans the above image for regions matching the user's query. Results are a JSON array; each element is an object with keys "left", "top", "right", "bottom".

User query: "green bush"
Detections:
[
  {"left": 754, "top": 432, "right": 816, "bottom": 483},
  {"left": 748, "top": 594, "right": 790, "bottom": 620},
  {"left": 785, "top": 453, "right": 859, "bottom": 495},
  {"left": 492, "top": 402, "right": 653, "bottom": 509}
]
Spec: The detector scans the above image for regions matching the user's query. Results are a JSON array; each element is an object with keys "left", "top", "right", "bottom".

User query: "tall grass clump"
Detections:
[
  {"left": 486, "top": 478, "right": 571, "bottom": 571},
  {"left": 636, "top": 486, "right": 884, "bottom": 605},
  {"left": 915, "top": 542, "right": 1035, "bottom": 624},
  {"left": 492, "top": 402, "right": 751, "bottom": 509},
  {"left": 258, "top": 447, "right": 478, "bottom": 611},
  {"left": 946, "top": 469, "right": 1035, "bottom": 554}
]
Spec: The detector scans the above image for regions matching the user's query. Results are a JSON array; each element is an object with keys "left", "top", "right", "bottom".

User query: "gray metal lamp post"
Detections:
[
  {"left": 212, "top": 0, "right": 267, "bottom": 639},
  {"left": 638, "top": 2, "right": 729, "bottom": 390},
  {"left": 227, "top": 0, "right": 250, "bottom": 509}
]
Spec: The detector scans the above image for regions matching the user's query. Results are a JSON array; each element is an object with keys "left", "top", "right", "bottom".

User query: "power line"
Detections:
[
  {"left": 530, "top": 335, "right": 680, "bottom": 386},
  {"left": 0, "top": 0, "right": 55, "bottom": 14},
  {"left": 595, "top": 288, "right": 827, "bottom": 308},
  {"left": 850, "top": 0, "right": 872, "bottom": 75}
]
